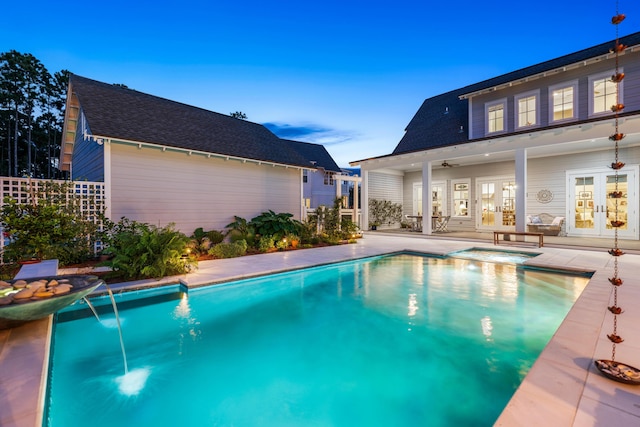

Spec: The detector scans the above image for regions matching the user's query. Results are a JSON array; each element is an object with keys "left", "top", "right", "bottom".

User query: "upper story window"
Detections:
[
  {"left": 515, "top": 90, "right": 539, "bottom": 128},
  {"left": 589, "top": 70, "right": 621, "bottom": 116},
  {"left": 324, "top": 172, "right": 334, "bottom": 186},
  {"left": 303, "top": 169, "right": 308, "bottom": 183},
  {"left": 485, "top": 99, "right": 506, "bottom": 134},
  {"left": 549, "top": 80, "right": 577, "bottom": 122}
]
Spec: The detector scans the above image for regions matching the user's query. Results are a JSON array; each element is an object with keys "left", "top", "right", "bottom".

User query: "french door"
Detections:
[
  {"left": 476, "top": 177, "right": 516, "bottom": 231},
  {"left": 567, "top": 167, "right": 638, "bottom": 238},
  {"left": 413, "top": 182, "right": 446, "bottom": 216}
]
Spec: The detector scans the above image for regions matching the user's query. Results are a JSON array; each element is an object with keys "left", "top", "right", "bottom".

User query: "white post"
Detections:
[
  {"left": 515, "top": 148, "right": 527, "bottom": 233},
  {"left": 362, "top": 170, "right": 369, "bottom": 230},
  {"left": 422, "top": 161, "right": 433, "bottom": 234}
]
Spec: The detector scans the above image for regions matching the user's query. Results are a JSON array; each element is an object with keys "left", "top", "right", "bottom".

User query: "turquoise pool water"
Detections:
[
  {"left": 448, "top": 247, "right": 540, "bottom": 264},
  {"left": 46, "top": 253, "right": 590, "bottom": 426}
]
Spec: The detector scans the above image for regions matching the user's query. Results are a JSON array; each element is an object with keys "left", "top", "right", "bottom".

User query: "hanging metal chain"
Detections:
[{"left": 606, "top": 0, "right": 626, "bottom": 360}]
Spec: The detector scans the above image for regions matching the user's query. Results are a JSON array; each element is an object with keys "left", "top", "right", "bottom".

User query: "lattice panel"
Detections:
[{"left": 0, "top": 178, "right": 107, "bottom": 257}]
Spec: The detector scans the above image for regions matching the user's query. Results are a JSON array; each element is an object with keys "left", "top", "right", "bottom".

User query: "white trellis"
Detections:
[{"left": 0, "top": 177, "right": 107, "bottom": 256}]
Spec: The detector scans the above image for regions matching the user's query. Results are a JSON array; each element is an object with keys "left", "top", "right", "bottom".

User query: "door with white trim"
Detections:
[
  {"left": 413, "top": 181, "right": 447, "bottom": 216},
  {"left": 476, "top": 177, "right": 516, "bottom": 231},
  {"left": 567, "top": 167, "right": 638, "bottom": 239}
]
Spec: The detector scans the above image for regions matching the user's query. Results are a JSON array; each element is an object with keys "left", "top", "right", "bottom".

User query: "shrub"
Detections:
[
  {"left": 257, "top": 235, "right": 275, "bottom": 253},
  {"left": 275, "top": 238, "right": 289, "bottom": 250},
  {"left": 190, "top": 227, "right": 225, "bottom": 254},
  {"left": 225, "top": 216, "right": 253, "bottom": 236},
  {"left": 102, "top": 219, "right": 196, "bottom": 280},
  {"left": 369, "top": 198, "right": 403, "bottom": 227},
  {"left": 225, "top": 216, "right": 257, "bottom": 247},
  {"left": 206, "top": 230, "right": 224, "bottom": 245},
  {"left": 340, "top": 218, "right": 360, "bottom": 239},
  {"left": 249, "top": 210, "right": 303, "bottom": 238},
  {"left": 0, "top": 181, "right": 104, "bottom": 265},
  {"left": 209, "top": 240, "right": 248, "bottom": 258}
]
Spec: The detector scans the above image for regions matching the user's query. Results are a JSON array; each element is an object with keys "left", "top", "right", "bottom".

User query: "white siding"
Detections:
[
  {"left": 368, "top": 171, "right": 404, "bottom": 229},
  {"left": 109, "top": 143, "right": 302, "bottom": 234},
  {"left": 528, "top": 148, "right": 640, "bottom": 217},
  {"left": 369, "top": 171, "right": 403, "bottom": 204}
]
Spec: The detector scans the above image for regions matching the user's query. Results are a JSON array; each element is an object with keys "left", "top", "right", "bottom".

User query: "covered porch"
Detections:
[{"left": 354, "top": 115, "right": 640, "bottom": 241}]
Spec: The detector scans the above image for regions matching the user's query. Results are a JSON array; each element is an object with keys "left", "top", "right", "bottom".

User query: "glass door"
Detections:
[
  {"left": 477, "top": 177, "right": 516, "bottom": 231},
  {"left": 413, "top": 182, "right": 446, "bottom": 220},
  {"left": 568, "top": 168, "right": 637, "bottom": 238}
]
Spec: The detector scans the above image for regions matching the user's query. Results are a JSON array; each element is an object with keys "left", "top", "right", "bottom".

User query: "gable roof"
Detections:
[
  {"left": 66, "top": 74, "right": 317, "bottom": 168},
  {"left": 283, "top": 139, "right": 341, "bottom": 172},
  {"left": 392, "top": 31, "right": 640, "bottom": 156}
]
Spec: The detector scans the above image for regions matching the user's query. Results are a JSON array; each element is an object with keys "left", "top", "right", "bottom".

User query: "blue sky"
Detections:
[{"left": 3, "top": 0, "right": 638, "bottom": 167}]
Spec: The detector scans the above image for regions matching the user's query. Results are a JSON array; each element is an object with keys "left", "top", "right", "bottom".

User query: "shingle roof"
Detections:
[
  {"left": 70, "top": 74, "right": 315, "bottom": 168},
  {"left": 282, "top": 139, "right": 341, "bottom": 172},
  {"left": 392, "top": 31, "right": 640, "bottom": 156}
]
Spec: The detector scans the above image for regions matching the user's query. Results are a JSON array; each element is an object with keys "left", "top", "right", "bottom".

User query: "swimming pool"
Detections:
[{"left": 46, "top": 253, "right": 590, "bottom": 426}]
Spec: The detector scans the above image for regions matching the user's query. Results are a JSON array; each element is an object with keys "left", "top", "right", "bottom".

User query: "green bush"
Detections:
[
  {"left": 340, "top": 218, "right": 360, "bottom": 239},
  {"left": 257, "top": 235, "right": 275, "bottom": 253},
  {"left": 0, "top": 182, "right": 104, "bottom": 266},
  {"left": 206, "top": 230, "right": 224, "bottom": 245},
  {"left": 249, "top": 210, "right": 302, "bottom": 238},
  {"left": 209, "top": 240, "right": 248, "bottom": 258},
  {"left": 190, "top": 227, "right": 225, "bottom": 254},
  {"left": 275, "top": 238, "right": 288, "bottom": 250},
  {"left": 225, "top": 216, "right": 253, "bottom": 236},
  {"left": 102, "top": 219, "right": 196, "bottom": 280},
  {"left": 225, "top": 216, "right": 257, "bottom": 247}
]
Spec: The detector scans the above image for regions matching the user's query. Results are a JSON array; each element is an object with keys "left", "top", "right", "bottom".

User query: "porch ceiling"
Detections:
[{"left": 362, "top": 116, "right": 640, "bottom": 173}]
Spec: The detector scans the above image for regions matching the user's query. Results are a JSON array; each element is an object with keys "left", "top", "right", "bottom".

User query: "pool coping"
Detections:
[{"left": 1, "top": 233, "right": 639, "bottom": 427}]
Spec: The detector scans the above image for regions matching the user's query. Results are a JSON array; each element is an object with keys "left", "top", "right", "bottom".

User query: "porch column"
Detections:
[
  {"left": 362, "top": 170, "right": 369, "bottom": 230},
  {"left": 515, "top": 148, "right": 527, "bottom": 233},
  {"left": 353, "top": 178, "right": 359, "bottom": 226},
  {"left": 421, "top": 161, "right": 433, "bottom": 234}
]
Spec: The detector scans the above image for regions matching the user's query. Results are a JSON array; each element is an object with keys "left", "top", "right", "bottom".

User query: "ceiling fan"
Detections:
[{"left": 441, "top": 160, "right": 459, "bottom": 168}]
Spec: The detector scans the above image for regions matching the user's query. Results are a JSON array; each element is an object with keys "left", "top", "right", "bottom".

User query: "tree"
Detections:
[
  {"left": 230, "top": 111, "right": 247, "bottom": 120},
  {"left": 0, "top": 51, "right": 68, "bottom": 178}
]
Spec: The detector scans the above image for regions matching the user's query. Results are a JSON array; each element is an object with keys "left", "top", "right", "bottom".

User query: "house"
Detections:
[
  {"left": 60, "top": 74, "right": 348, "bottom": 234},
  {"left": 283, "top": 139, "right": 344, "bottom": 209},
  {"left": 352, "top": 31, "right": 640, "bottom": 240}
]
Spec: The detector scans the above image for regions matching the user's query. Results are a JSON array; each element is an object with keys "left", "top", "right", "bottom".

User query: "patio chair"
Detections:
[{"left": 434, "top": 215, "right": 450, "bottom": 232}]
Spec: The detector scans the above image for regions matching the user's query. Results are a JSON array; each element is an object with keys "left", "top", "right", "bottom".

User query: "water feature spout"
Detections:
[
  {"left": 89, "top": 284, "right": 151, "bottom": 395},
  {"left": 82, "top": 297, "right": 101, "bottom": 322},
  {"left": 105, "top": 284, "right": 128, "bottom": 374}
]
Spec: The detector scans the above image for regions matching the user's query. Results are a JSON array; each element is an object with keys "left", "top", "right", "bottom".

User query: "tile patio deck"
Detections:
[{"left": 1, "top": 232, "right": 640, "bottom": 426}]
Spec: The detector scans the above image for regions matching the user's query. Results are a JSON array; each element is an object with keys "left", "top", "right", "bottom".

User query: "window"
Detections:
[
  {"left": 515, "top": 91, "right": 539, "bottom": 128},
  {"left": 303, "top": 170, "right": 308, "bottom": 183},
  {"left": 452, "top": 180, "right": 470, "bottom": 217},
  {"left": 549, "top": 81, "right": 577, "bottom": 122},
  {"left": 485, "top": 99, "right": 506, "bottom": 134},
  {"left": 323, "top": 172, "right": 334, "bottom": 186},
  {"left": 589, "top": 70, "right": 621, "bottom": 116}
]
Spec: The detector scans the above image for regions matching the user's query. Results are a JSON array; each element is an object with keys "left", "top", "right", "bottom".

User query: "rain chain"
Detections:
[{"left": 594, "top": 3, "right": 640, "bottom": 384}]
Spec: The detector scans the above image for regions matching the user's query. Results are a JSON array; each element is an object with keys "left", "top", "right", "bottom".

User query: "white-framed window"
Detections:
[
  {"left": 589, "top": 70, "right": 621, "bottom": 116},
  {"left": 485, "top": 99, "right": 506, "bottom": 134},
  {"left": 323, "top": 172, "right": 334, "bottom": 186},
  {"left": 303, "top": 169, "right": 308, "bottom": 183},
  {"left": 549, "top": 80, "right": 578, "bottom": 122},
  {"left": 451, "top": 179, "right": 470, "bottom": 217},
  {"left": 515, "top": 90, "right": 539, "bottom": 128}
]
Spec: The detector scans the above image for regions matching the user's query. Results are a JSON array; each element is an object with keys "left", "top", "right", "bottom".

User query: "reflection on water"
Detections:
[{"left": 48, "top": 253, "right": 590, "bottom": 427}]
